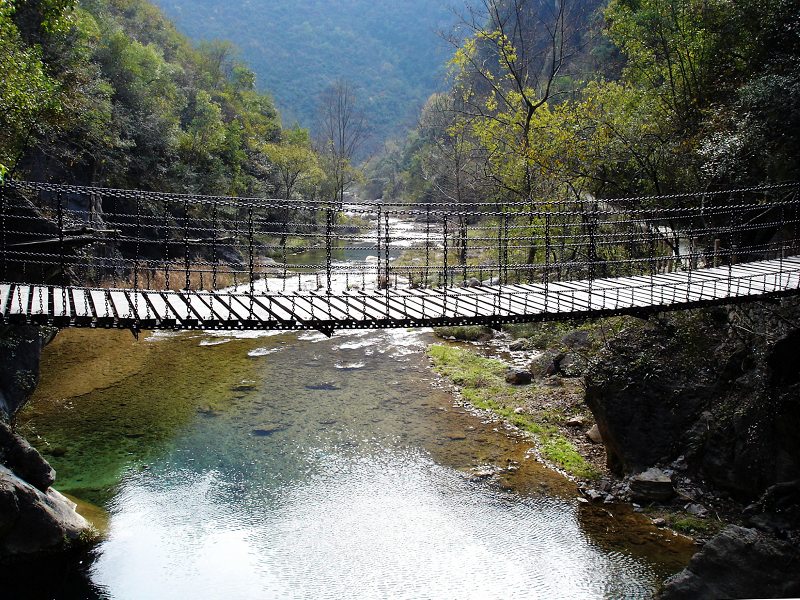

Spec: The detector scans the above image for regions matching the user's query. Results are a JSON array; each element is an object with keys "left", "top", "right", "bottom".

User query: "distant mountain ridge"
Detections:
[{"left": 153, "top": 0, "right": 460, "bottom": 147}]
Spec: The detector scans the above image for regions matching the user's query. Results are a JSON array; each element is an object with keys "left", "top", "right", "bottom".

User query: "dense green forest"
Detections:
[
  {"left": 367, "top": 0, "right": 800, "bottom": 204},
  {"left": 2, "top": 0, "right": 798, "bottom": 205},
  {"left": 153, "top": 0, "right": 460, "bottom": 151},
  {"left": 0, "top": 0, "right": 361, "bottom": 202},
  {"left": 0, "top": 0, "right": 288, "bottom": 194}
]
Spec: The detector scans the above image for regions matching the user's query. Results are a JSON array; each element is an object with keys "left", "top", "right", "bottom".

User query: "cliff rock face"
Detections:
[
  {"left": 584, "top": 301, "right": 800, "bottom": 499},
  {"left": 0, "top": 325, "right": 57, "bottom": 420}
]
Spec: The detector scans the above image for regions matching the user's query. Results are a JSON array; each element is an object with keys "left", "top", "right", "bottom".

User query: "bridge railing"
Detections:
[{"left": 1, "top": 180, "right": 799, "bottom": 295}]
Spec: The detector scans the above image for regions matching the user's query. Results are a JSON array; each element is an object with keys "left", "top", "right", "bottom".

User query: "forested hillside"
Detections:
[
  {"left": 1, "top": 0, "right": 287, "bottom": 194},
  {"left": 153, "top": 0, "right": 460, "bottom": 149},
  {"left": 367, "top": 0, "right": 800, "bottom": 203}
]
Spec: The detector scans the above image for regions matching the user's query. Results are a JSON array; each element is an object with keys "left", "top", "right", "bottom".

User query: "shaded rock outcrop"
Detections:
[
  {"left": 0, "top": 422, "right": 55, "bottom": 492},
  {"left": 0, "top": 325, "right": 95, "bottom": 562},
  {"left": 0, "top": 325, "right": 57, "bottom": 420},
  {"left": 659, "top": 525, "right": 800, "bottom": 599},
  {"left": 584, "top": 302, "right": 800, "bottom": 499},
  {"left": 0, "top": 465, "right": 90, "bottom": 559}
]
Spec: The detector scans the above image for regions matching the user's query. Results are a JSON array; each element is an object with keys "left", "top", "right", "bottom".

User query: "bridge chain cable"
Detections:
[{"left": 1, "top": 179, "right": 799, "bottom": 332}]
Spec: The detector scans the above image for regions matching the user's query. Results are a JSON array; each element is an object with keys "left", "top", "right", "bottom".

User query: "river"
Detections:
[{"left": 16, "top": 324, "right": 694, "bottom": 599}]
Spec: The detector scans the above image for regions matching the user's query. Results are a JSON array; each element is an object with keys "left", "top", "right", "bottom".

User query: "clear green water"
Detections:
[{"left": 19, "top": 327, "right": 693, "bottom": 599}]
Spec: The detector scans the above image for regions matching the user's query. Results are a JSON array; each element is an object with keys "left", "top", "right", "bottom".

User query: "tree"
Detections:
[
  {"left": 262, "top": 125, "right": 323, "bottom": 200},
  {"left": 448, "top": 0, "right": 588, "bottom": 204},
  {"left": 315, "top": 79, "right": 369, "bottom": 205}
]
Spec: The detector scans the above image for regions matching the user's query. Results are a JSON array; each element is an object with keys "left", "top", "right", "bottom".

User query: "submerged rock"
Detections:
[
  {"left": 660, "top": 526, "right": 800, "bottom": 599},
  {"left": 305, "top": 382, "right": 340, "bottom": 391},
  {"left": 629, "top": 468, "right": 675, "bottom": 502},
  {"left": 251, "top": 424, "right": 286, "bottom": 437}
]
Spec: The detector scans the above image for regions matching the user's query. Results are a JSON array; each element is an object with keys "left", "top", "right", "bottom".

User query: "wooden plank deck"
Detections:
[{"left": 2, "top": 256, "right": 799, "bottom": 331}]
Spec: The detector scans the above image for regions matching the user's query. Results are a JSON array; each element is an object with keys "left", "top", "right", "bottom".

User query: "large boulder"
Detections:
[
  {"left": 660, "top": 526, "right": 800, "bottom": 599},
  {"left": 530, "top": 351, "right": 565, "bottom": 379},
  {"left": 0, "top": 466, "right": 92, "bottom": 559},
  {"left": 0, "top": 422, "right": 55, "bottom": 492},
  {"left": 505, "top": 368, "right": 531, "bottom": 385}
]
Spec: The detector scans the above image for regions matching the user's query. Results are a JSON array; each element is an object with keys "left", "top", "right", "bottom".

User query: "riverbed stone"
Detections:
[
  {"left": 505, "top": 368, "right": 531, "bottom": 385},
  {"left": 629, "top": 468, "right": 675, "bottom": 502},
  {"left": 509, "top": 339, "right": 529, "bottom": 351},
  {"left": 685, "top": 503, "right": 708, "bottom": 518},
  {"left": 586, "top": 424, "right": 603, "bottom": 444},
  {"left": 566, "top": 416, "right": 585, "bottom": 427}
]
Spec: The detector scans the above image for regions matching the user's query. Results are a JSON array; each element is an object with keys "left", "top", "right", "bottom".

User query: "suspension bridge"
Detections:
[{"left": 1, "top": 180, "right": 799, "bottom": 335}]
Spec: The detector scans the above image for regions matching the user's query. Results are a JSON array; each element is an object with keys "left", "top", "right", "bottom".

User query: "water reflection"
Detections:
[{"left": 94, "top": 452, "right": 656, "bottom": 600}]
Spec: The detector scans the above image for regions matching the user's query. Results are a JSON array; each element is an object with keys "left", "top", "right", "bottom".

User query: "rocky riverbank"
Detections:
[
  {"left": 429, "top": 297, "right": 800, "bottom": 598},
  {"left": 0, "top": 326, "right": 98, "bottom": 567}
]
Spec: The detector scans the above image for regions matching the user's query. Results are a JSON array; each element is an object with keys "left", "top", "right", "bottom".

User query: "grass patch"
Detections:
[
  {"left": 541, "top": 435, "right": 599, "bottom": 479},
  {"left": 669, "top": 515, "right": 715, "bottom": 535},
  {"left": 428, "top": 344, "right": 597, "bottom": 479}
]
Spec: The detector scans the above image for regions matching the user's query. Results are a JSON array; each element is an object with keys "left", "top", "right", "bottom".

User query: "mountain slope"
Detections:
[{"left": 153, "top": 0, "right": 460, "bottom": 147}]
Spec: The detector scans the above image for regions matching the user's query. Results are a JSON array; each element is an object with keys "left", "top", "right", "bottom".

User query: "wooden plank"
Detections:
[
  {"left": 108, "top": 290, "right": 133, "bottom": 319},
  {"left": 249, "top": 294, "right": 295, "bottom": 322},
  {"left": 27, "top": 286, "right": 47, "bottom": 316},
  {"left": 123, "top": 291, "right": 152, "bottom": 321},
  {"left": 269, "top": 293, "right": 316, "bottom": 322},
  {"left": 341, "top": 290, "right": 394, "bottom": 321},
  {"left": 141, "top": 290, "right": 173, "bottom": 321},
  {"left": 387, "top": 289, "right": 453, "bottom": 321},
  {"left": 181, "top": 292, "right": 221, "bottom": 323},
  {"left": 369, "top": 290, "right": 431, "bottom": 321},
  {"left": 396, "top": 288, "right": 483, "bottom": 319},
  {"left": 209, "top": 293, "right": 249, "bottom": 323},
  {"left": 0, "top": 284, "right": 12, "bottom": 317},
  {"left": 8, "top": 285, "right": 30, "bottom": 316},
  {"left": 308, "top": 291, "right": 366, "bottom": 322},
  {"left": 51, "top": 286, "right": 69, "bottom": 318},
  {"left": 69, "top": 288, "right": 91, "bottom": 318},
  {"left": 224, "top": 293, "right": 279, "bottom": 324},
  {"left": 298, "top": 292, "right": 338, "bottom": 322},
  {"left": 175, "top": 292, "right": 211, "bottom": 322},
  {"left": 88, "top": 290, "right": 114, "bottom": 319},
  {"left": 390, "top": 289, "right": 451, "bottom": 319}
]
